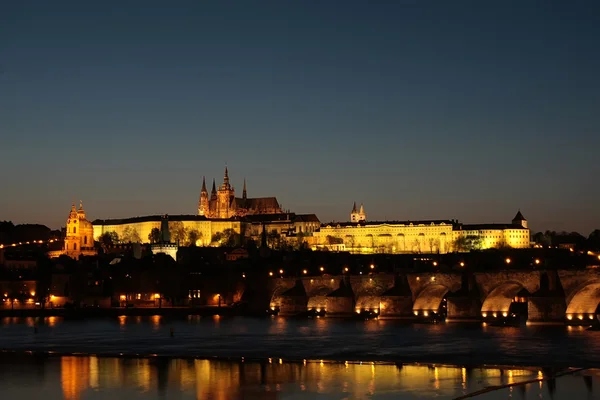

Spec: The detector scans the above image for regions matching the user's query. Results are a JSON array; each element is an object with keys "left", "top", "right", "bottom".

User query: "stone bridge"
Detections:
[{"left": 266, "top": 269, "right": 600, "bottom": 323}]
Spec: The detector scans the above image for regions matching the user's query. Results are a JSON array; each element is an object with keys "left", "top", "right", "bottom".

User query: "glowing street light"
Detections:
[
  {"left": 534, "top": 259, "right": 540, "bottom": 265},
  {"left": 302, "top": 269, "right": 308, "bottom": 274},
  {"left": 320, "top": 267, "right": 324, "bottom": 272},
  {"left": 344, "top": 267, "right": 349, "bottom": 272},
  {"left": 432, "top": 261, "right": 438, "bottom": 267},
  {"left": 505, "top": 258, "right": 511, "bottom": 264},
  {"left": 370, "top": 264, "right": 375, "bottom": 270},
  {"left": 279, "top": 269, "right": 284, "bottom": 275},
  {"left": 269, "top": 271, "right": 274, "bottom": 277},
  {"left": 459, "top": 262, "right": 465, "bottom": 267}
]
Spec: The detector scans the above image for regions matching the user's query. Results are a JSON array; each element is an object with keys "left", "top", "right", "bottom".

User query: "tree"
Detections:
[
  {"left": 148, "top": 228, "right": 161, "bottom": 244},
  {"left": 588, "top": 230, "right": 600, "bottom": 250},
  {"left": 100, "top": 231, "right": 119, "bottom": 247},
  {"left": 465, "top": 235, "right": 483, "bottom": 250},
  {"left": 169, "top": 221, "right": 187, "bottom": 245},
  {"left": 210, "top": 229, "right": 240, "bottom": 247},
  {"left": 211, "top": 231, "right": 224, "bottom": 244},
  {"left": 121, "top": 227, "right": 141, "bottom": 243},
  {"left": 452, "top": 235, "right": 482, "bottom": 252},
  {"left": 428, "top": 238, "right": 440, "bottom": 253},
  {"left": 345, "top": 235, "right": 356, "bottom": 252},
  {"left": 187, "top": 229, "right": 201, "bottom": 246},
  {"left": 222, "top": 228, "right": 240, "bottom": 247}
]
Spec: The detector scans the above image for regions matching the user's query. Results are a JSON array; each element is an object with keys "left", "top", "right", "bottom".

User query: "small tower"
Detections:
[
  {"left": 198, "top": 176, "right": 209, "bottom": 216},
  {"left": 512, "top": 210, "right": 527, "bottom": 229},
  {"left": 151, "top": 215, "right": 178, "bottom": 261},
  {"left": 358, "top": 203, "right": 366, "bottom": 222},
  {"left": 77, "top": 200, "right": 86, "bottom": 219},
  {"left": 350, "top": 202, "right": 360, "bottom": 222},
  {"left": 242, "top": 178, "right": 247, "bottom": 200}
]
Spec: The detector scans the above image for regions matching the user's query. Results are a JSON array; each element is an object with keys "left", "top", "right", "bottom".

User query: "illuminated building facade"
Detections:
[
  {"left": 48, "top": 202, "right": 97, "bottom": 259},
  {"left": 93, "top": 215, "right": 243, "bottom": 246},
  {"left": 312, "top": 206, "right": 530, "bottom": 254},
  {"left": 198, "top": 167, "right": 282, "bottom": 219}
]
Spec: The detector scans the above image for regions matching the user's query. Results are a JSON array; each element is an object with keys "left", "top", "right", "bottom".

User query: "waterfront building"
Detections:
[{"left": 312, "top": 206, "right": 530, "bottom": 254}]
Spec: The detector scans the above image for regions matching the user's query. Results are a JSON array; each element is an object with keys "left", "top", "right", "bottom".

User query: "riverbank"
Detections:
[{"left": 0, "top": 306, "right": 246, "bottom": 318}]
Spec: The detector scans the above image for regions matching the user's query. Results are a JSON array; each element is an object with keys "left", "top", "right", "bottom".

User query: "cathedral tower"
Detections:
[
  {"left": 198, "top": 176, "right": 209, "bottom": 216},
  {"left": 358, "top": 203, "right": 366, "bottom": 221},
  {"left": 217, "top": 167, "right": 235, "bottom": 218}
]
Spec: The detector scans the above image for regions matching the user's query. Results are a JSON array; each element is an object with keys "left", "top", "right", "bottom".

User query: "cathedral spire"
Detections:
[
  {"left": 224, "top": 166, "right": 229, "bottom": 186},
  {"left": 201, "top": 176, "right": 207, "bottom": 193},
  {"left": 243, "top": 178, "right": 247, "bottom": 199},
  {"left": 352, "top": 202, "right": 357, "bottom": 213}
]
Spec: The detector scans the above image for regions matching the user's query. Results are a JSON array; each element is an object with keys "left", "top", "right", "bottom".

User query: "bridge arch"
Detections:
[
  {"left": 565, "top": 279, "right": 600, "bottom": 320},
  {"left": 413, "top": 284, "right": 450, "bottom": 315},
  {"left": 481, "top": 281, "right": 528, "bottom": 316}
]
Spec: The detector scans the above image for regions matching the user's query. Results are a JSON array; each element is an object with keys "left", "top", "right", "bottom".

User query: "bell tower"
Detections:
[
  {"left": 350, "top": 202, "right": 360, "bottom": 222},
  {"left": 64, "top": 203, "right": 80, "bottom": 253}
]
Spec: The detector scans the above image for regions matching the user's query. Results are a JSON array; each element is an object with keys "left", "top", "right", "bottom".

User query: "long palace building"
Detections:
[
  {"left": 312, "top": 204, "right": 530, "bottom": 253},
  {"left": 49, "top": 168, "right": 530, "bottom": 259}
]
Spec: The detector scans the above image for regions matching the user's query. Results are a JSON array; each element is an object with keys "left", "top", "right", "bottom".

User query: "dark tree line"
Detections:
[{"left": 532, "top": 230, "right": 600, "bottom": 250}]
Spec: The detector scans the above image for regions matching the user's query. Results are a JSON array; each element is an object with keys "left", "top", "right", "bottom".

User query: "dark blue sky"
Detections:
[{"left": 1, "top": 1, "right": 599, "bottom": 233}]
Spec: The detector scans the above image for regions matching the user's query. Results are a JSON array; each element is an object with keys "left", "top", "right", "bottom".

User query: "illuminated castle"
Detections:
[{"left": 198, "top": 167, "right": 282, "bottom": 219}]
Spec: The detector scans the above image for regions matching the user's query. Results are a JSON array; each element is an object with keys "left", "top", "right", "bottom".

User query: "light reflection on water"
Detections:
[
  {"left": 2, "top": 315, "right": 600, "bottom": 369},
  {"left": 0, "top": 354, "right": 597, "bottom": 400}
]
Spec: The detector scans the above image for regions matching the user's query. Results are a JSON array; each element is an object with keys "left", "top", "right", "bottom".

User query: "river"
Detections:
[{"left": 1, "top": 315, "right": 599, "bottom": 399}]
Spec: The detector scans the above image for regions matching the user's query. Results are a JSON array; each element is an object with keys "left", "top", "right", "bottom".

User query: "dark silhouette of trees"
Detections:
[
  {"left": 148, "top": 228, "right": 161, "bottom": 244},
  {"left": 187, "top": 229, "right": 201, "bottom": 246},
  {"left": 100, "top": 231, "right": 119, "bottom": 247}
]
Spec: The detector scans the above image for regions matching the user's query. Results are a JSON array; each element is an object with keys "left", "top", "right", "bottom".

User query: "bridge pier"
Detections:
[
  {"left": 446, "top": 296, "right": 482, "bottom": 322},
  {"left": 378, "top": 275, "right": 416, "bottom": 319},
  {"left": 527, "top": 296, "right": 566, "bottom": 324},
  {"left": 325, "top": 279, "right": 355, "bottom": 317},
  {"left": 379, "top": 295, "right": 414, "bottom": 319}
]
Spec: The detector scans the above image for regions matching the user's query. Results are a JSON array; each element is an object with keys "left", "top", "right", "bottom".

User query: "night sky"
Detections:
[{"left": 1, "top": 1, "right": 598, "bottom": 233}]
